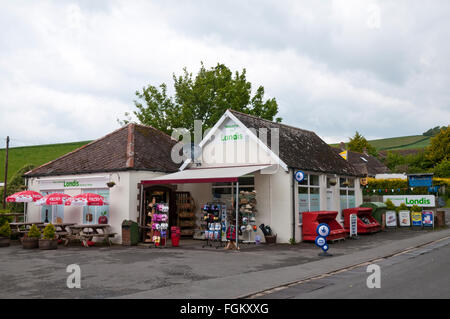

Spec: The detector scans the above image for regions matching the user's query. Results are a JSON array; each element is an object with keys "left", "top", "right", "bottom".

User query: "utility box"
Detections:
[
  {"left": 343, "top": 207, "right": 381, "bottom": 234},
  {"left": 122, "top": 220, "right": 139, "bottom": 246},
  {"left": 302, "top": 211, "right": 346, "bottom": 242}
]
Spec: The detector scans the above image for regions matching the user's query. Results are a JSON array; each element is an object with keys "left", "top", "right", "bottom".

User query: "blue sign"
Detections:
[
  {"left": 315, "top": 236, "right": 326, "bottom": 248},
  {"left": 316, "top": 223, "right": 330, "bottom": 237},
  {"left": 422, "top": 211, "right": 434, "bottom": 227},
  {"left": 322, "top": 244, "right": 329, "bottom": 252},
  {"left": 408, "top": 175, "right": 433, "bottom": 187},
  {"left": 294, "top": 171, "right": 305, "bottom": 183}
]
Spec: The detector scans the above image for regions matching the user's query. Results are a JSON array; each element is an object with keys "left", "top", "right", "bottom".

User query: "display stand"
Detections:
[
  {"left": 149, "top": 202, "right": 169, "bottom": 248},
  {"left": 201, "top": 201, "right": 226, "bottom": 249},
  {"left": 238, "top": 190, "right": 257, "bottom": 245},
  {"left": 176, "top": 192, "right": 196, "bottom": 237}
]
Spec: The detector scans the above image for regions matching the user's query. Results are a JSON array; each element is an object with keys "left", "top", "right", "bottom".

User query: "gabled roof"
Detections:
[
  {"left": 25, "top": 123, "right": 179, "bottom": 177},
  {"left": 332, "top": 148, "right": 389, "bottom": 177},
  {"left": 228, "top": 110, "right": 361, "bottom": 176}
]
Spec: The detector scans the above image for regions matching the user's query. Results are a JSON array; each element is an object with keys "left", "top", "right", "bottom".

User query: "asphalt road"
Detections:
[{"left": 256, "top": 237, "right": 450, "bottom": 299}]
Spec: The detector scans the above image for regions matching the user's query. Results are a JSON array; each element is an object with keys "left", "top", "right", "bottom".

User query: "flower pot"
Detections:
[
  {"left": 264, "top": 235, "right": 277, "bottom": 244},
  {"left": 39, "top": 239, "right": 58, "bottom": 250},
  {"left": 22, "top": 237, "right": 39, "bottom": 249},
  {"left": 0, "top": 237, "right": 10, "bottom": 247}
]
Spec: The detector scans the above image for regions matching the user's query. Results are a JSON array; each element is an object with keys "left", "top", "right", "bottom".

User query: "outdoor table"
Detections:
[
  {"left": 9, "top": 222, "right": 44, "bottom": 235},
  {"left": 42, "top": 223, "right": 76, "bottom": 240},
  {"left": 66, "top": 224, "right": 116, "bottom": 247}
]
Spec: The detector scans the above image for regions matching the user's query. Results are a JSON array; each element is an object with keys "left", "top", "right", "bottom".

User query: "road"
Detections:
[{"left": 254, "top": 237, "right": 450, "bottom": 299}]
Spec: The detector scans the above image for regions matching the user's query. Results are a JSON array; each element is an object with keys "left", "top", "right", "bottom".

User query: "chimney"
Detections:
[
  {"left": 363, "top": 147, "right": 368, "bottom": 156},
  {"left": 340, "top": 142, "right": 346, "bottom": 151}
]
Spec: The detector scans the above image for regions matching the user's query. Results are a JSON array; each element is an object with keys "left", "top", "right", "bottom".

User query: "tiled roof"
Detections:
[
  {"left": 229, "top": 110, "right": 361, "bottom": 176},
  {"left": 24, "top": 124, "right": 179, "bottom": 177},
  {"left": 332, "top": 148, "right": 389, "bottom": 177}
]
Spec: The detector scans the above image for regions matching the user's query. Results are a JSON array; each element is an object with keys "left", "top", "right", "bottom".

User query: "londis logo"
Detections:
[
  {"left": 221, "top": 133, "right": 243, "bottom": 142},
  {"left": 405, "top": 197, "right": 431, "bottom": 205},
  {"left": 64, "top": 180, "right": 80, "bottom": 187}
]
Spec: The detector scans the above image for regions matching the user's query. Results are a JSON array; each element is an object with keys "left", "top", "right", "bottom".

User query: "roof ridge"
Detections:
[
  {"left": 25, "top": 124, "right": 130, "bottom": 176},
  {"left": 227, "top": 109, "right": 314, "bottom": 135}
]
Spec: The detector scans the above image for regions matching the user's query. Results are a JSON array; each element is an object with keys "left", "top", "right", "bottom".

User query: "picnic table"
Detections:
[
  {"left": 66, "top": 224, "right": 116, "bottom": 247},
  {"left": 10, "top": 222, "right": 44, "bottom": 235}
]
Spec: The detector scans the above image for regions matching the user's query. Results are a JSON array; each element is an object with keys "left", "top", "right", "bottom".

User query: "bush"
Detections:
[
  {"left": 385, "top": 199, "right": 396, "bottom": 211},
  {"left": 410, "top": 205, "right": 422, "bottom": 212},
  {"left": 0, "top": 222, "right": 11, "bottom": 238},
  {"left": 397, "top": 203, "right": 409, "bottom": 212},
  {"left": 42, "top": 223, "right": 56, "bottom": 240},
  {"left": 27, "top": 224, "right": 41, "bottom": 239},
  {"left": 434, "top": 160, "right": 450, "bottom": 178},
  {"left": 0, "top": 209, "right": 13, "bottom": 225}
]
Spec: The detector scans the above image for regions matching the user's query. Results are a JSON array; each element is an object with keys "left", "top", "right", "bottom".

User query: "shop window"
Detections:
[
  {"left": 298, "top": 173, "right": 320, "bottom": 224},
  {"left": 41, "top": 191, "right": 64, "bottom": 223},
  {"left": 83, "top": 189, "right": 110, "bottom": 224},
  {"left": 212, "top": 175, "right": 254, "bottom": 207},
  {"left": 340, "top": 178, "right": 355, "bottom": 210}
]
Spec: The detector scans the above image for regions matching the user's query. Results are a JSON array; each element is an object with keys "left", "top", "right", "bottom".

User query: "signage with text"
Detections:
[
  {"left": 383, "top": 195, "right": 435, "bottom": 207},
  {"left": 39, "top": 177, "right": 109, "bottom": 190}
]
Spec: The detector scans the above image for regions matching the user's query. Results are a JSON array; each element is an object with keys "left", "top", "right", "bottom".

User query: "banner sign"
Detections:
[
  {"left": 411, "top": 212, "right": 423, "bottom": 227},
  {"left": 39, "top": 177, "right": 109, "bottom": 190},
  {"left": 350, "top": 214, "right": 358, "bottom": 237},
  {"left": 422, "top": 211, "right": 434, "bottom": 227},
  {"left": 398, "top": 211, "right": 411, "bottom": 227},
  {"left": 386, "top": 211, "right": 397, "bottom": 227},
  {"left": 408, "top": 175, "right": 433, "bottom": 187},
  {"left": 383, "top": 195, "right": 435, "bottom": 207}
]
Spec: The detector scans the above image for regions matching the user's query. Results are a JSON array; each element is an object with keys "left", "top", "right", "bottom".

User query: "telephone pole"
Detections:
[{"left": 2, "top": 136, "right": 9, "bottom": 209}]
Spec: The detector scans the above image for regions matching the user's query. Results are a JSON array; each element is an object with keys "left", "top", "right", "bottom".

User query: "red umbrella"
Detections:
[
  {"left": 65, "top": 193, "right": 108, "bottom": 206},
  {"left": 35, "top": 193, "right": 71, "bottom": 206},
  {"left": 6, "top": 190, "right": 43, "bottom": 203}
]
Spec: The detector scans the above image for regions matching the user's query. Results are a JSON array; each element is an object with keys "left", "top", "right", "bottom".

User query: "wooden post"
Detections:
[{"left": 2, "top": 136, "right": 9, "bottom": 209}]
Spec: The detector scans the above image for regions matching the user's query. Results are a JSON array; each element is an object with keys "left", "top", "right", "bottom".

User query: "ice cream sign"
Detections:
[{"left": 383, "top": 195, "right": 435, "bottom": 207}]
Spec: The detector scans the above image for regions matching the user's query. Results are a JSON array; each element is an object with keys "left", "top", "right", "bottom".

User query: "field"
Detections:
[
  {"left": 0, "top": 141, "right": 91, "bottom": 182},
  {"left": 330, "top": 135, "right": 431, "bottom": 151}
]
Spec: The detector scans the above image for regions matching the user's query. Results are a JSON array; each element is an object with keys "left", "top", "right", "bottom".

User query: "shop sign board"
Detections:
[
  {"left": 411, "top": 212, "right": 423, "bottom": 227},
  {"left": 294, "top": 171, "right": 305, "bottom": 183},
  {"left": 386, "top": 211, "right": 397, "bottom": 227},
  {"left": 408, "top": 175, "right": 433, "bottom": 187},
  {"left": 349, "top": 214, "right": 358, "bottom": 237},
  {"left": 398, "top": 211, "right": 411, "bottom": 227},
  {"left": 39, "top": 177, "right": 109, "bottom": 190},
  {"left": 422, "top": 211, "right": 434, "bottom": 227},
  {"left": 383, "top": 195, "right": 435, "bottom": 207}
]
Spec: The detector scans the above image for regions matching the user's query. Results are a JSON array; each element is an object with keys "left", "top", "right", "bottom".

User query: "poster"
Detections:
[
  {"left": 386, "top": 211, "right": 397, "bottom": 227},
  {"left": 411, "top": 212, "right": 423, "bottom": 227},
  {"left": 398, "top": 211, "right": 411, "bottom": 227},
  {"left": 422, "top": 211, "right": 434, "bottom": 227}
]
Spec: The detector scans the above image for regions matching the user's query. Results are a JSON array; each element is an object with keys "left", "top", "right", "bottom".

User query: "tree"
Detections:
[
  {"left": 0, "top": 164, "right": 35, "bottom": 213},
  {"left": 433, "top": 159, "right": 450, "bottom": 177},
  {"left": 347, "top": 131, "right": 378, "bottom": 157},
  {"left": 120, "top": 63, "right": 281, "bottom": 136},
  {"left": 426, "top": 125, "right": 449, "bottom": 165},
  {"left": 423, "top": 126, "right": 444, "bottom": 136}
]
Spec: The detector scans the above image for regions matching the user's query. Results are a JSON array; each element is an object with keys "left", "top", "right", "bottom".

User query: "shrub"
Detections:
[
  {"left": 385, "top": 199, "right": 396, "bottom": 211},
  {"left": 0, "top": 209, "right": 13, "bottom": 225},
  {"left": 410, "top": 205, "right": 422, "bottom": 212},
  {"left": 27, "top": 224, "right": 41, "bottom": 239},
  {"left": 42, "top": 223, "right": 56, "bottom": 240},
  {"left": 397, "top": 203, "right": 409, "bottom": 212},
  {"left": 0, "top": 222, "right": 11, "bottom": 238}
]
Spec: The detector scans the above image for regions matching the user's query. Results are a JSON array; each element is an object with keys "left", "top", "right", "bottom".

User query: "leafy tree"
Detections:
[
  {"left": 347, "top": 131, "right": 378, "bottom": 157},
  {"left": 120, "top": 62, "right": 281, "bottom": 136},
  {"left": 384, "top": 151, "right": 405, "bottom": 170},
  {"left": 426, "top": 126, "right": 449, "bottom": 165},
  {"left": 423, "top": 126, "right": 444, "bottom": 136},
  {"left": 434, "top": 159, "right": 450, "bottom": 177},
  {"left": 0, "top": 164, "right": 35, "bottom": 212}
]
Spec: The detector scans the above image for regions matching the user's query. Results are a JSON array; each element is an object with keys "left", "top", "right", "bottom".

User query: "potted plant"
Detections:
[
  {"left": 0, "top": 221, "right": 11, "bottom": 247},
  {"left": 106, "top": 181, "right": 116, "bottom": 188},
  {"left": 22, "top": 224, "right": 41, "bottom": 249},
  {"left": 39, "top": 223, "right": 58, "bottom": 250}
]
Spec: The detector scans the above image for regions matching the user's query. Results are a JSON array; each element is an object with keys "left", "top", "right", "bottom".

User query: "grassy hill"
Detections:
[
  {"left": 0, "top": 141, "right": 91, "bottom": 182},
  {"left": 331, "top": 135, "right": 431, "bottom": 151}
]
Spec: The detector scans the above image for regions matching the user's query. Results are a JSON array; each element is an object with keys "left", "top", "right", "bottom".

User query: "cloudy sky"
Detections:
[{"left": 1, "top": 0, "right": 449, "bottom": 147}]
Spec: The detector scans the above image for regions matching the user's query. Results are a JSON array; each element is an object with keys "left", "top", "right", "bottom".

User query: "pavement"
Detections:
[{"left": 0, "top": 218, "right": 449, "bottom": 299}]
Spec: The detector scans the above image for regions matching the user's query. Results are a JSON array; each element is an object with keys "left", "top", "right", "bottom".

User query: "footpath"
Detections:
[{"left": 119, "top": 226, "right": 450, "bottom": 299}]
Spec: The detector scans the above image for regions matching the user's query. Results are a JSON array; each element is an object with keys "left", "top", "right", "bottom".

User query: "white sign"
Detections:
[
  {"left": 39, "top": 176, "right": 109, "bottom": 190},
  {"left": 383, "top": 195, "right": 435, "bottom": 207},
  {"left": 350, "top": 214, "right": 358, "bottom": 237},
  {"left": 398, "top": 211, "right": 411, "bottom": 227},
  {"left": 386, "top": 211, "right": 397, "bottom": 227}
]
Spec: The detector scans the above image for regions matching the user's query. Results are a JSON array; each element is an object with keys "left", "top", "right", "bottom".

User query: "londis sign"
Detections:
[
  {"left": 383, "top": 195, "right": 435, "bottom": 207},
  {"left": 221, "top": 124, "right": 244, "bottom": 142},
  {"left": 39, "top": 177, "right": 109, "bottom": 190}
]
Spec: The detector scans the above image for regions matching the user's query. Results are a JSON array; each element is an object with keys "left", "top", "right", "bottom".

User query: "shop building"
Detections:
[{"left": 24, "top": 110, "right": 364, "bottom": 244}]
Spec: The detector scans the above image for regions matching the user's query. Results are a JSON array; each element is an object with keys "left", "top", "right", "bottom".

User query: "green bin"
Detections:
[
  {"left": 122, "top": 220, "right": 139, "bottom": 246},
  {"left": 360, "top": 202, "right": 387, "bottom": 225}
]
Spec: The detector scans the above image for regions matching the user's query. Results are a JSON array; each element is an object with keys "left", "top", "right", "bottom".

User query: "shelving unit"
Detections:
[{"left": 176, "top": 192, "right": 196, "bottom": 237}]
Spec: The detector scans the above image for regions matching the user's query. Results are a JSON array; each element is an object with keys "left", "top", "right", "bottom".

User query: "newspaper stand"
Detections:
[
  {"left": 302, "top": 211, "right": 346, "bottom": 242},
  {"left": 343, "top": 207, "right": 381, "bottom": 234}
]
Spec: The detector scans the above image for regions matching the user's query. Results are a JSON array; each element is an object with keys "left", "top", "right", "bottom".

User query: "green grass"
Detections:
[
  {"left": 331, "top": 135, "right": 431, "bottom": 151},
  {"left": 0, "top": 141, "right": 91, "bottom": 182}
]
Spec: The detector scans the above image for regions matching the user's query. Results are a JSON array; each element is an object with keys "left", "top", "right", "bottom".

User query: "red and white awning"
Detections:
[{"left": 6, "top": 191, "right": 43, "bottom": 203}]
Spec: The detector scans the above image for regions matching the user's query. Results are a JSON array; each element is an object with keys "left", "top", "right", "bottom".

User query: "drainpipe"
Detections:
[{"left": 291, "top": 169, "right": 296, "bottom": 241}]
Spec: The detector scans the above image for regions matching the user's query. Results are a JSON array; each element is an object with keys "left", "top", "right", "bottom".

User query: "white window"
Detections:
[
  {"left": 211, "top": 175, "right": 254, "bottom": 207},
  {"left": 40, "top": 190, "right": 64, "bottom": 223},
  {"left": 298, "top": 173, "right": 320, "bottom": 224},
  {"left": 82, "top": 189, "right": 110, "bottom": 224},
  {"left": 340, "top": 178, "right": 355, "bottom": 210}
]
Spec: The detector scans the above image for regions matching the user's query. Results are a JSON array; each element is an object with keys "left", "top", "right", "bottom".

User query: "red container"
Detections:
[
  {"left": 171, "top": 226, "right": 180, "bottom": 247},
  {"left": 302, "top": 211, "right": 346, "bottom": 241},
  {"left": 343, "top": 207, "right": 381, "bottom": 234}
]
